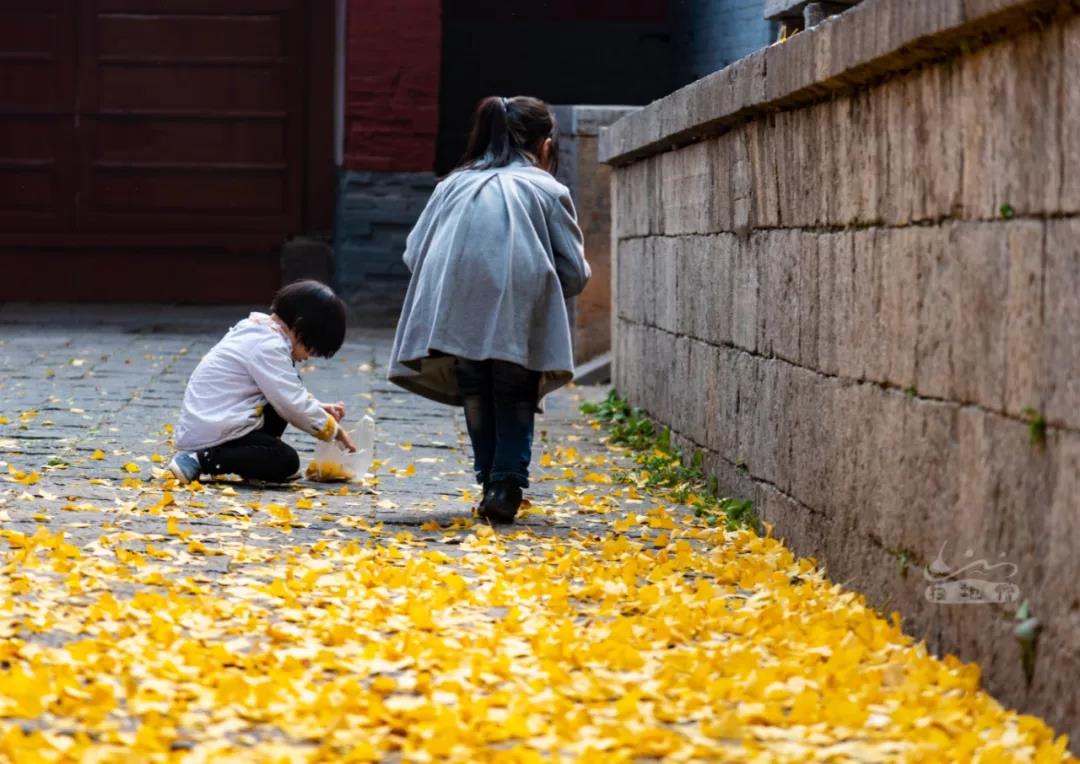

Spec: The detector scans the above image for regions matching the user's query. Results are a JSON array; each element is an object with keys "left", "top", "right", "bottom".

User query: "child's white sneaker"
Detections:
[{"left": 168, "top": 452, "right": 202, "bottom": 484}]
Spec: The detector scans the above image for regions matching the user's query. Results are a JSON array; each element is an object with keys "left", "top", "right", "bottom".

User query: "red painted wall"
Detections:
[{"left": 344, "top": 0, "right": 441, "bottom": 172}]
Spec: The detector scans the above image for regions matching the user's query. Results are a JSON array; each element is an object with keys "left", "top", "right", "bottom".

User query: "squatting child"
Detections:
[{"left": 168, "top": 280, "right": 357, "bottom": 484}]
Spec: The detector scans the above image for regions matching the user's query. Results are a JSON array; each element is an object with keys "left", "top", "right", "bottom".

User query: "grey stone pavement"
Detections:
[{"left": 0, "top": 304, "right": 629, "bottom": 554}]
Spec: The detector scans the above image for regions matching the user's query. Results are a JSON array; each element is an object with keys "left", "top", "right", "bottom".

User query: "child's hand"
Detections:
[
  {"left": 335, "top": 427, "right": 358, "bottom": 453},
  {"left": 321, "top": 401, "right": 346, "bottom": 422}
]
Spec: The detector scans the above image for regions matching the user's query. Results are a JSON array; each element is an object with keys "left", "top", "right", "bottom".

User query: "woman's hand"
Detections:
[
  {"left": 321, "top": 401, "right": 346, "bottom": 422},
  {"left": 335, "top": 427, "right": 358, "bottom": 453}
]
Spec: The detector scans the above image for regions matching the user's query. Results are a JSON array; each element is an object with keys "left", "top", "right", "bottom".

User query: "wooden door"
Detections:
[
  {"left": 76, "top": 0, "right": 305, "bottom": 238},
  {"left": 0, "top": 0, "right": 325, "bottom": 302},
  {"left": 0, "top": 0, "right": 77, "bottom": 233}
]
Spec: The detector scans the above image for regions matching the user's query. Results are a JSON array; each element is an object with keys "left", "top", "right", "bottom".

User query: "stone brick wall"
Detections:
[
  {"left": 335, "top": 0, "right": 441, "bottom": 322},
  {"left": 554, "top": 106, "right": 639, "bottom": 364},
  {"left": 334, "top": 170, "right": 436, "bottom": 325},
  {"left": 602, "top": 0, "right": 1080, "bottom": 743},
  {"left": 343, "top": 0, "right": 440, "bottom": 172},
  {"left": 670, "top": 0, "right": 775, "bottom": 86}
]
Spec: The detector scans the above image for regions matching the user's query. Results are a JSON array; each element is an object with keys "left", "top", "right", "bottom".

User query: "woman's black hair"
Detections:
[
  {"left": 270, "top": 280, "right": 347, "bottom": 358},
  {"left": 455, "top": 95, "right": 559, "bottom": 175}
]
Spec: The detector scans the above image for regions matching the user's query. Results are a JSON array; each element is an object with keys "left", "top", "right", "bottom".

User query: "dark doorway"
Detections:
[{"left": 436, "top": 0, "right": 671, "bottom": 175}]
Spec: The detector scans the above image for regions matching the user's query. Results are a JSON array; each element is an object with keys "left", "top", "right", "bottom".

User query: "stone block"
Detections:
[
  {"left": 691, "top": 236, "right": 718, "bottom": 342},
  {"left": 1062, "top": 15, "right": 1080, "bottom": 214},
  {"left": 653, "top": 327, "right": 680, "bottom": 426},
  {"left": 911, "top": 62, "right": 964, "bottom": 222},
  {"left": 915, "top": 227, "right": 957, "bottom": 400},
  {"left": 749, "top": 358, "right": 782, "bottom": 485},
  {"left": 794, "top": 372, "right": 845, "bottom": 516},
  {"left": 658, "top": 141, "right": 720, "bottom": 235},
  {"left": 856, "top": 389, "right": 922, "bottom": 544},
  {"left": 830, "top": 230, "right": 860, "bottom": 379},
  {"left": 887, "top": 396, "right": 961, "bottom": 555},
  {"left": 624, "top": 321, "right": 648, "bottom": 403},
  {"left": 730, "top": 127, "right": 755, "bottom": 235},
  {"left": 676, "top": 237, "right": 706, "bottom": 338},
  {"left": 831, "top": 91, "right": 882, "bottom": 226},
  {"left": 640, "top": 239, "right": 657, "bottom": 328},
  {"left": 823, "top": 380, "right": 876, "bottom": 530},
  {"left": 954, "top": 408, "right": 1055, "bottom": 599},
  {"left": 794, "top": 232, "right": 820, "bottom": 369},
  {"left": 635, "top": 325, "right": 657, "bottom": 415},
  {"left": 671, "top": 336, "right": 694, "bottom": 440},
  {"left": 653, "top": 238, "right": 680, "bottom": 334},
  {"left": 1043, "top": 220, "right": 1080, "bottom": 430},
  {"left": 849, "top": 229, "right": 886, "bottom": 381},
  {"left": 951, "top": 223, "right": 1009, "bottom": 409},
  {"left": 687, "top": 339, "right": 717, "bottom": 448},
  {"left": 876, "top": 74, "right": 913, "bottom": 226},
  {"left": 1043, "top": 432, "right": 1080, "bottom": 635},
  {"left": 615, "top": 239, "right": 646, "bottom": 323},
  {"left": 767, "top": 360, "right": 799, "bottom": 496},
  {"left": 613, "top": 159, "right": 656, "bottom": 239},
  {"left": 959, "top": 23, "right": 1063, "bottom": 219},
  {"left": 771, "top": 106, "right": 832, "bottom": 227},
  {"left": 1003, "top": 220, "right": 1045, "bottom": 417},
  {"left": 814, "top": 232, "right": 838, "bottom": 375},
  {"left": 704, "top": 234, "right": 737, "bottom": 347},
  {"left": 730, "top": 234, "right": 761, "bottom": 352},
  {"left": 708, "top": 345, "right": 740, "bottom": 459},
  {"left": 746, "top": 118, "right": 781, "bottom": 229},
  {"left": 714, "top": 136, "right": 738, "bottom": 234},
  {"left": 756, "top": 230, "right": 801, "bottom": 362},
  {"left": 730, "top": 350, "right": 761, "bottom": 471},
  {"left": 612, "top": 319, "right": 629, "bottom": 394},
  {"left": 877, "top": 227, "right": 919, "bottom": 388}
]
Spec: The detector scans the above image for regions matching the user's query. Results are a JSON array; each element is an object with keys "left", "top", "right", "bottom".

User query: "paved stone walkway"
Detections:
[
  {"left": 0, "top": 308, "right": 1074, "bottom": 762},
  {"left": 0, "top": 306, "right": 615, "bottom": 545}
]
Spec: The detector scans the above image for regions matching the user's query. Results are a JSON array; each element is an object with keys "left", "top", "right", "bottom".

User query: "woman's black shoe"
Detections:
[
  {"left": 480, "top": 479, "right": 522, "bottom": 524},
  {"left": 477, "top": 481, "right": 493, "bottom": 516}
]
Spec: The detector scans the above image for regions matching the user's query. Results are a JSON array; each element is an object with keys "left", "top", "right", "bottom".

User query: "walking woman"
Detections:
[{"left": 388, "top": 95, "right": 590, "bottom": 524}]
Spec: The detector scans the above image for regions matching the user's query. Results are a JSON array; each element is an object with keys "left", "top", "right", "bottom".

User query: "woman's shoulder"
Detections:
[
  {"left": 445, "top": 162, "right": 568, "bottom": 195},
  {"left": 504, "top": 165, "right": 571, "bottom": 205}
]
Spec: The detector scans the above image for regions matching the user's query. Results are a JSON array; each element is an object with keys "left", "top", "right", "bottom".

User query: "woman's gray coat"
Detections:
[{"left": 388, "top": 159, "right": 590, "bottom": 406}]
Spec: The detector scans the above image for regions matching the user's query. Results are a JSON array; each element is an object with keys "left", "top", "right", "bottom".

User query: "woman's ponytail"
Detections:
[{"left": 456, "top": 95, "right": 558, "bottom": 174}]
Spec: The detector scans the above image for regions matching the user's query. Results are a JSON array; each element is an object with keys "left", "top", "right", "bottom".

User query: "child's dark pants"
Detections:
[
  {"left": 197, "top": 405, "right": 299, "bottom": 482},
  {"left": 454, "top": 358, "right": 541, "bottom": 489}
]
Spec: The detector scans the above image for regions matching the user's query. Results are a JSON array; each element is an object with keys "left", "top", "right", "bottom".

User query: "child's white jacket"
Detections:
[{"left": 176, "top": 313, "right": 337, "bottom": 451}]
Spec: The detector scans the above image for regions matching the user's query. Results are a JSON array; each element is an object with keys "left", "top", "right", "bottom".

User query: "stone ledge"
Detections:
[{"left": 599, "top": 0, "right": 1068, "bottom": 166}]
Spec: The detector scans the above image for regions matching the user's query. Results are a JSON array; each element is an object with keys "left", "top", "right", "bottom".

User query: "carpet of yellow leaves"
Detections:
[{"left": 0, "top": 450, "right": 1074, "bottom": 761}]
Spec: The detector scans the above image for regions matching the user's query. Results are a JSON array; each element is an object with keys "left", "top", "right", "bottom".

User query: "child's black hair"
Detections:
[
  {"left": 270, "top": 280, "right": 347, "bottom": 358},
  {"left": 456, "top": 96, "right": 559, "bottom": 175}
]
